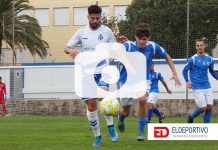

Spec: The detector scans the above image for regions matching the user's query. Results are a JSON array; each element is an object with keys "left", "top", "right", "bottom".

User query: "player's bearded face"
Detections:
[
  {"left": 196, "top": 41, "right": 205, "bottom": 54},
  {"left": 135, "top": 36, "right": 148, "bottom": 48},
  {"left": 88, "top": 13, "right": 101, "bottom": 30}
]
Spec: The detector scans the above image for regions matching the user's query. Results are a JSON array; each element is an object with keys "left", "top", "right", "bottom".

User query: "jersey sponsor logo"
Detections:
[{"left": 98, "top": 34, "right": 103, "bottom": 40}]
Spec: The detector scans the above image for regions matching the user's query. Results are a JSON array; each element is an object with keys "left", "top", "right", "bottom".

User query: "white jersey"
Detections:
[{"left": 66, "top": 25, "right": 116, "bottom": 51}]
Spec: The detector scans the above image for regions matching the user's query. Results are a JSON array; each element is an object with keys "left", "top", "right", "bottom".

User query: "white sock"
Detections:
[
  {"left": 87, "top": 110, "right": 100, "bottom": 137},
  {"left": 104, "top": 115, "right": 114, "bottom": 126}
]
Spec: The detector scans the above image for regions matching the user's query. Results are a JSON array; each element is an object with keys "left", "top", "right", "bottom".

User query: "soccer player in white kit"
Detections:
[
  {"left": 182, "top": 39, "right": 218, "bottom": 123},
  {"left": 65, "top": 5, "right": 117, "bottom": 147}
]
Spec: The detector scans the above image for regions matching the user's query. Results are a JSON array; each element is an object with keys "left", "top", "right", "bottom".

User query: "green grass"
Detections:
[{"left": 0, "top": 116, "right": 218, "bottom": 150}]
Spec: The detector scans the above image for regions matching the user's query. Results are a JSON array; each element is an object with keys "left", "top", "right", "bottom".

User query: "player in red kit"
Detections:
[{"left": 0, "top": 76, "right": 7, "bottom": 116}]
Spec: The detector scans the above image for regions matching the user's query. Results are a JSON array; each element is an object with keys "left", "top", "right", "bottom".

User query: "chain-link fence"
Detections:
[{"left": 117, "top": 0, "right": 218, "bottom": 59}]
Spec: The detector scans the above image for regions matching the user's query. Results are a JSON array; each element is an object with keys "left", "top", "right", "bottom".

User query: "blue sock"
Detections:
[
  {"left": 153, "top": 107, "right": 162, "bottom": 118},
  {"left": 118, "top": 113, "right": 125, "bottom": 122},
  {"left": 204, "top": 110, "right": 212, "bottom": 123},
  {"left": 138, "top": 118, "right": 147, "bottom": 132},
  {"left": 147, "top": 109, "right": 153, "bottom": 122},
  {"left": 190, "top": 107, "right": 201, "bottom": 119}
]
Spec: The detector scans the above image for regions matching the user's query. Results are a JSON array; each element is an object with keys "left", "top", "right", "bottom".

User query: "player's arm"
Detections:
[
  {"left": 64, "top": 47, "right": 80, "bottom": 60},
  {"left": 182, "top": 58, "right": 193, "bottom": 89},
  {"left": 159, "top": 73, "right": 172, "bottom": 94},
  {"left": 155, "top": 44, "right": 181, "bottom": 87},
  {"left": 209, "top": 60, "right": 218, "bottom": 80},
  {"left": 165, "top": 54, "right": 181, "bottom": 87},
  {"left": 160, "top": 80, "right": 172, "bottom": 94},
  {"left": 64, "top": 30, "right": 81, "bottom": 60}
]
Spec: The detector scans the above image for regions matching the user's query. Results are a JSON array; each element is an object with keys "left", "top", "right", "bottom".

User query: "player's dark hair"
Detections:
[
  {"left": 88, "top": 5, "right": 102, "bottom": 15},
  {"left": 195, "top": 38, "right": 206, "bottom": 45},
  {"left": 135, "top": 23, "right": 151, "bottom": 38}
]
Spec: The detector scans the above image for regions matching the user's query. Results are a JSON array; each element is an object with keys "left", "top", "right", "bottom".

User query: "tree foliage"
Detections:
[
  {"left": 118, "top": 0, "right": 218, "bottom": 58},
  {"left": 0, "top": 0, "right": 49, "bottom": 64}
]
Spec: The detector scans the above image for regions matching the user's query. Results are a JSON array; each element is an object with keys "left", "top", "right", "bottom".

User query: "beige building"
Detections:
[
  {"left": 13, "top": 0, "right": 131, "bottom": 63},
  {"left": 2, "top": 0, "right": 131, "bottom": 64}
]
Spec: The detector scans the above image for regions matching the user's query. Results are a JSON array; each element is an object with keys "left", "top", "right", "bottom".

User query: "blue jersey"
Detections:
[
  {"left": 150, "top": 71, "right": 164, "bottom": 93},
  {"left": 119, "top": 41, "right": 167, "bottom": 84},
  {"left": 182, "top": 54, "right": 218, "bottom": 90}
]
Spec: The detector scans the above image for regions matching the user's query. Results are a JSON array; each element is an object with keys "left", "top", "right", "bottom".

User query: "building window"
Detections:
[
  {"left": 54, "top": 8, "right": 69, "bottom": 26},
  {"left": 35, "top": 8, "right": 49, "bottom": 26},
  {"left": 73, "top": 7, "right": 87, "bottom": 25},
  {"left": 73, "top": 6, "right": 109, "bottom": 26},
  {"left": 101, "top": 6, "right": 109, "bottom": 18},
  {"left": 18, "top": 10, "right": 31, "bottom": 16},
  {"left": 114, "top": 5, "right": 128, "bottom": 21}
]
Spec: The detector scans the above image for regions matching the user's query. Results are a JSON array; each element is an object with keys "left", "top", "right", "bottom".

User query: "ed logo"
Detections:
[{"left": 154, "top": 127, "right": 169, "bottom": 138}]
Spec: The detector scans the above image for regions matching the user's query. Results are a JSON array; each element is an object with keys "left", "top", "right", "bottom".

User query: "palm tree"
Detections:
[{"left": 0, "top": 0, "right": 48, "bottom": 64}]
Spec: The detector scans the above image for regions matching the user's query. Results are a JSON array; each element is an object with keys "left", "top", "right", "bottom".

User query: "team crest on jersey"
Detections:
[{"left": 98, "top": 34, "right": 103, "bottom": 40}]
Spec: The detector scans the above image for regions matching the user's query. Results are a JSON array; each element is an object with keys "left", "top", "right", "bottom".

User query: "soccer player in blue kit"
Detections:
[
  {"left": 117, "top": 23, "right": 181, "bottom": 141},
  {"left": 147, "top": 63, "right": 172, "bottom": 123},
  {"left": 182, "top": 39, "right": 218, "bottom": 123}
]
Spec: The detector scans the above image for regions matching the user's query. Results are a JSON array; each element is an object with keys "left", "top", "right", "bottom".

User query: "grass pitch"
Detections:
[{"left": 0, "top": 116, "right": 218, "bottom": 150}]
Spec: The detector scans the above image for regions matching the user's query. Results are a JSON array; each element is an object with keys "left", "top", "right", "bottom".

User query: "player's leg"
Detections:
[
  {"left": 97, "top": 75, "right": 118, "bottom": 142},
  {"left": 204, "top": 89, "right": 213, "bottom": 123},
  {"left": 204, "top": 105, "right": 213, "bottom": 123},
  {"left": 149, "top": 93, "right": 165, "bottom": 123},
  {"left": 101, "top": 95, "right": 118, "bottom": 142},
  {"left": 118, "top": 99, "right": 132, "bottom": 133},
  {"left": 85, "top": 98, "right": 102, "bottom": 147},
  {"left": 2, "top": 103, "right": 7, "bottom": 114},
  {"left": 137, "top": 80, "right": 151, "bottom": 141},
  {"left": 0, "top": 98, "right": 7, "bottom": 115},
  {"left": 137, "top": 93, "right": 148, "bottom": 141},
  {"left": 147, "top": 92, "right": 157, "bottom": 123},
  {"left": 188, "top": 90, "right": 207, "bottom": 123}
]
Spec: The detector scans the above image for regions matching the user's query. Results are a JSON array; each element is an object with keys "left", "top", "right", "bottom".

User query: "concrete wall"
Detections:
[
  {"left": 21, "top": 59, "right": 218, "bottom": 99},
  {"left": 23, "top": 65, "right": 77, "bottom": 99},
  {"left": 5, "top": 99, "right": 218, "bottom": 118},
  {"left": 1, "top": 59, "right": 218, "bottom": 100}
]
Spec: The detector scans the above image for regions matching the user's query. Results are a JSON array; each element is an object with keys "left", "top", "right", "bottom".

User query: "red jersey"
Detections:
[{"left": 0, "top": 82, "right": 6, "bottom": 98}]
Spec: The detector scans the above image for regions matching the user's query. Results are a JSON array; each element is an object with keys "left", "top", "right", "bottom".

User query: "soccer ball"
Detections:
[{"left": 100, "top": 96, "right": 120, "bottom": 116}]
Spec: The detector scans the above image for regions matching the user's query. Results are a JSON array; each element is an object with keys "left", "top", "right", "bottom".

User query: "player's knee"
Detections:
[
  {"left": 207, "top": 105, "right": 213, "bottom": 111},
  {"left": 147, "top": 102, "right": 153, "bottom": 109},
  {"left": 122, "top": 106, "right": 130, "bottom": 116},
  {"left": 86, "top": 100, "right": 97, "bottom": 111},
  {"left": 138, "top": 98, "right": 146, "bottom": 106},
  {"left": 200, "top": 107, "right": 207, "bottom": 112},
  {"left": 123, "top": 110, "right": 130, "bottom": 117}
]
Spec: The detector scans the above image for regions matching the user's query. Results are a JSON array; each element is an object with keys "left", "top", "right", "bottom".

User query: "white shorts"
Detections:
[
  {"left": 147, "top": 92, "right": 159, "bottom": 104},
  {"left": 193, "top": 88, "right": 213, "bottom": 108},
  {"left": 120, "top": 80, "right": 151, "bottom": 106}
]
